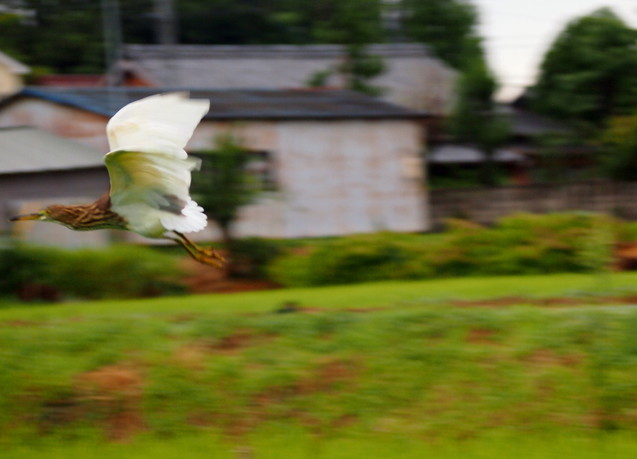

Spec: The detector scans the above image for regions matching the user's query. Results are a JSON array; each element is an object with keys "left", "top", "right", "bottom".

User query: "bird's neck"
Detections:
[{"left": 47, "top": 194, "right": 127, "bottom": 231}]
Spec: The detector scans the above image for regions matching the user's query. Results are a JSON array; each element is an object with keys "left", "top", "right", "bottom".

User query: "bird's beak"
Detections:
[{"left": 10, "top": 212, "right": 44, "bottom": 222}]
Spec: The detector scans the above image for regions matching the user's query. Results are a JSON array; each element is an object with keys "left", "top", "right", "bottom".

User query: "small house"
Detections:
[
  {"left": 0, "top": 87, "right": 430, "bottom": 242},
  {"left": 109, "top": 43, "right": 456, "bottom": 115}
]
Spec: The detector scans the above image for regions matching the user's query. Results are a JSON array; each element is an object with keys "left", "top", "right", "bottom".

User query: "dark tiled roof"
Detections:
[
  {"left": 9, "top": 87, "right": 430, "bottom": 120},
  {"left": 496, "top": 105, "right": 573, "bottom": 137},
  {"left": 123, "top": 43, "right": 434, "bottom": 60}
]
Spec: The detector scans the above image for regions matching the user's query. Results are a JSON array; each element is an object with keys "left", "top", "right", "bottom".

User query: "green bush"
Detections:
[
  {"left": 267, "top": 213, "right": 629, "bottom": 287},
  {"left": 267, "top": 233, "right": 433, "bottom": 287},
  {"left": 0, "top": 244, "right": 185, "bottom": 301},
  {"left": 0, "top": 244, "right": 55, "bottom": 296},
  {"left": 227, "top": 237, "right": 283, "bottom": 279}
]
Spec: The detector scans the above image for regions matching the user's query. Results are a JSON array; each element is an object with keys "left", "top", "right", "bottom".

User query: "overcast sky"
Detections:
[{"left": 472, "top": 0, "right": 637, "bottom": 101}]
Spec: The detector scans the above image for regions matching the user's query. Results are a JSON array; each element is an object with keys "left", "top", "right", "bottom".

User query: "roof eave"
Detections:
[
  {"left": 0, "top": 165, "right": 105, "bottom": 176},
  {"left": 203, "top": 112, "right": 432, "bottom": 122}
]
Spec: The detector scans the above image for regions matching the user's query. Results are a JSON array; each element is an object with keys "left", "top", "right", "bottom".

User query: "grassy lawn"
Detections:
[
  {"left": 4, "top": 272, "right": 637, "bottom": 457},
  {"left": 7, "top": 432, "right": 637, "bottom": 458},
  {"left": 2, "top": 271, "right": 637, "bottom": 320}
]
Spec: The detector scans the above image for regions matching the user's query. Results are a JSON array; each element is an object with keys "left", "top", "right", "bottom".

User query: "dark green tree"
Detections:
[
  {"left": 302, "top": 0, "right": 386, "bottom": 95},
  {"left": 176, "top": 0, "right": 301, "bottom": 44},
  {"left": 599, "top": 112, "right": 637, "bottom": 181},
  {"left": 0, "top": 0, "right": 154, "bottom": 73},
  {"left": 191, "top": 133, "right": 260, "bottom": 247},
  {"left": 401, "top": 0, "right": 482, "bottom": 70},
  {"left": 450, "top": 60, "right": 509, "bottom": 186},
  {"left": 532, "top": 8, "right": 637, "bottom": 127}
]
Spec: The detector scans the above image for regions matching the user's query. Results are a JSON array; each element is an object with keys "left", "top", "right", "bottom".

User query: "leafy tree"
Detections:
[
  {"left": 0, "top": 0, "right": 154, "bottom": 73},
  {"left": 0, "top": 10, "right": 31, "bottom": 62},
  {"left": 450, "top": 60, "right": 509, "bottom": 186},
  {"left": 191, "top": 133, "right": 260, "bottom": 247},
  {"left": 532, "top": 8, "right": 637, "bottom": 127},
  {"left": 599, "top": 113, "right": 637, "bottom": 181},
  {"left": 394, "top": 0, "right": 506, "bottom": 185},
  {"left": 176, "top": 0, "right": 301, "bottom": 44},
  {"left": 302, "top": 0, "right": 386, "bottom": 95},
  {"left": 338, "top": 45, "right": 386, "bottom": 95},
  {"left": 401, "top": 0, "right": 482, "bottom": 70}
]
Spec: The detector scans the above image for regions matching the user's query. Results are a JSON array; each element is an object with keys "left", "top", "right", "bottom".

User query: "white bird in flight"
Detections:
[{"left": 11, "top": 92, "right": 224, "bottom": 267}]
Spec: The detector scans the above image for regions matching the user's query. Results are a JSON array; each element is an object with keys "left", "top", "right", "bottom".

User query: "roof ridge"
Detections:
[
  {"left": 12, "top": 86, "right": 431, "bottom": 120},
  {"left": 123, "top": 43, "right": 433, "bottom": 59}
]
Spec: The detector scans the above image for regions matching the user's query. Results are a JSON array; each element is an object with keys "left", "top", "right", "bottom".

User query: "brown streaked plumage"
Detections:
[
  {"left": 42, "top": 194, "right": 127, "bottom": 231},
  {"left": 9, "top": 92, "right": 224, "bottom": 268},
  {"left": 11, "top": 193, "right": 224, "bottom": 267}
]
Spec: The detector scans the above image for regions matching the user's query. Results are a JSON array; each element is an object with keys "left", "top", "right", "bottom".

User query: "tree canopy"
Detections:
[
  {"left": 532, "top": 8, "right": 637, "bottom": 127},
  {"left": 449, "top": 59, "right": 509, "bottom": 185},
  {"left": 599, "top": 113, "right": 637, "bottom": 181},
  {"left": 1, "top": 0, "right": 484, "bottom": 75},
  {"left": 191, "top": 133, "right": 260, "bottom": 246},
  {"left": 401, "top": 0, "right": 483, "bottom": 70}
]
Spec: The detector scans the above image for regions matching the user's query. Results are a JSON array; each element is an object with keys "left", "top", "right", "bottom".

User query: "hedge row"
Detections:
[
  {"left": 3, "top": 212, "right": 634, "bottom": 300},
  {"left": 266, "top": 213, "right": 635, "bottom": 287},
  {"left": 0, "top": 244, "right": 185, "bottom": 301}
]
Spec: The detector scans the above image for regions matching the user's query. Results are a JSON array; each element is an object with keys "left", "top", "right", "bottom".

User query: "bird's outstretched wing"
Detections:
[{"left": 104, "top": 93, "right": 210, "bottom": 238}]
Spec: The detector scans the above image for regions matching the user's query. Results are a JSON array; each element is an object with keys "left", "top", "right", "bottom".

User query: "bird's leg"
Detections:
[{"left": 169, "top": 231, "right": 225, "bottom": 268}]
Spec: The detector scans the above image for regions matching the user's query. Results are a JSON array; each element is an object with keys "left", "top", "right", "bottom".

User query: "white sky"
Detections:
[{"left": 473, "top": 0, "right": 637, "bottom": 101}]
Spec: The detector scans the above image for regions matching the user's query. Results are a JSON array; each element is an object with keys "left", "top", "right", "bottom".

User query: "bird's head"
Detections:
[
  {"left": 10, "top": 210, "right": 49, "bottom": 223},
  {"left": 10, "top": 205, "right": 81, "bottom": 228}
]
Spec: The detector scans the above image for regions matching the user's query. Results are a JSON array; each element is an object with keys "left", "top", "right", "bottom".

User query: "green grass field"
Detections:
[{"left": 4, "top": 272, "right": 637, "bottom": 457}]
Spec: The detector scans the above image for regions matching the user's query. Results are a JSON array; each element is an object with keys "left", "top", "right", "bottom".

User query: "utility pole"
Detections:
[
  {"left": 101, "top": 0, "right": 123, "bottom": 87},
  {"left": 155, "top": 0, "right": 178, "bottom": 45}
]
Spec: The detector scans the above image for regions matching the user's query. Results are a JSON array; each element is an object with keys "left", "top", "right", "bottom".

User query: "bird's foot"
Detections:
[
  {"left": 171, "top": 232, "right": 226, "bottom": 268},
  {"left": 192, "top": 245, "right": 226, "bottom": 268}
]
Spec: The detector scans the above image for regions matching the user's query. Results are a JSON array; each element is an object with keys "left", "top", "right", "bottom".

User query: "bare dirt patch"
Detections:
[
  {"left": 210, "top": 330, "right": 268, "bottom": 354},
  {"left": 520, "top": 348, "right": 583, "bottom": 368},
  {"left": 466, "top": 328, "right": 499, "bottom": 345},
  {"left": 180, "top": 258, "right": 280, "bottom": 294},
  {"left": 75, "top": 364, "right": 145, "bottom": 440},
  {"left": 172, "top": 343, "right": 208, "bottom": 371}
]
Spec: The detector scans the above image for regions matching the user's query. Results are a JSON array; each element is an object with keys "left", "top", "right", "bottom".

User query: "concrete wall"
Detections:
[
  {"left": 0, "top": 98, "right": 429, "bottom": 242},
  {"left": 430, "top": 180, "right": 637, "bottom": 228},
  {"left": 192, "top": 119, "right": 429, "bottom": 238}
]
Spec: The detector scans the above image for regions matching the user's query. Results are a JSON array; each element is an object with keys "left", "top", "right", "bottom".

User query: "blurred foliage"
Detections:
[
  {"left": 532, "top": 8, "right": 637, "bottom": 128},
  {"left": 1, "top": 0, "right": 483, "bottom": 79},
  {"left": 449, "top": 59, "right": 510, "bottom": 186},
  {"left": 600, "top": 112, "right": 637, "bottom": 181},
  {"left": 0, "top": 0, "right": 154, "bottom": 73},
  {"left": 306, "top": 0, "right": 386, "bottom": 95},
  {"left": 226, "top": 237, "right": 283, "bottom": 279},
  {"left": 532, "top": 132, "right": 599, "bottom": 183},
  {"left": 401, "top": 0, "right": 482, "bottom": 70},
  {"left": 428, "top": 165, "right": 510, "bottom": 189},
  {"left": 191, "top": 133, "right": 261, "bottom": 247},
  {"left": 0, "top": 243, "right": 184, "bottom": 301},
  {"left": 7, "top": 299, "right": 637, "bottom": 446},
  {"left": 268, "top": 213, "right": 632, "bottom": 287}
]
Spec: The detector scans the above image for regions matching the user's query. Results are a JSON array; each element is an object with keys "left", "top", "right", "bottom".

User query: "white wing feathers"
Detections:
[
  {"left": 104, "top": 93, "right": 210, "bottom": 237},
  {"left": 107, "top": 92, "right": 209, "bottom": 157}
]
